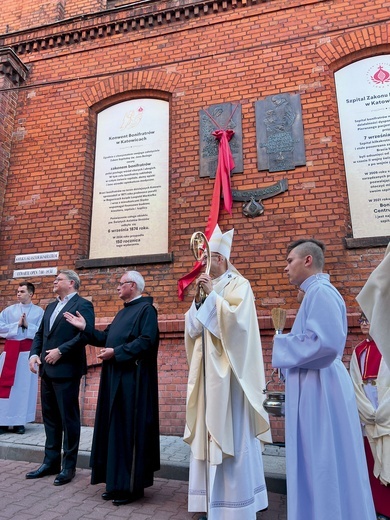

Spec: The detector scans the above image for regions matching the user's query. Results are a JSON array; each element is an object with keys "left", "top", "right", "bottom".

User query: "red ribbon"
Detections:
[
  {"left": 0, "top": 339, "right": 33, "bottom": 398},
  {"left": 211, "top": 129, "right": 234, "bottom": 216},
  {"left": 177, "top": 128, "right": 235, "bottom": 300}
]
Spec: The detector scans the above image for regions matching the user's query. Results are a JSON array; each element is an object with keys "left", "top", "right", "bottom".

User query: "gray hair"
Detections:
[
  {"left": 124, "top": 271, "right": 145, "bottom": 293},
  {"left": 59, "top": 269, "right": 81, "bottom": 291}
]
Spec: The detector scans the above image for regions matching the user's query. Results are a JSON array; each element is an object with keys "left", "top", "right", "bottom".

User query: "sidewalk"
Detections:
[{"left": 0, "top": 423, "right": 286, "bottom": 494}]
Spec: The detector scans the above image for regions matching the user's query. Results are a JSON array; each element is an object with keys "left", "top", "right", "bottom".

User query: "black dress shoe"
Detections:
[
  {"left": 112, "top": 490, "right": 144, "bottom": 506},
  {"left": 53, "top": 468, "right": 76, "bottom": 486},
  {"left": 13, "top": 425, "right": 25, "bottom": 434},
  {"left": 101, "top": 491, "right": 117, "bottom": 501},
  {"left": 0, "top": 426, "right": 9, "bottom": 434},
  {"left": 26, "top": 464, "right": 61, "bottom": 479}
]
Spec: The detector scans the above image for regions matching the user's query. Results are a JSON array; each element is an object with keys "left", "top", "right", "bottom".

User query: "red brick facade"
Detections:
[{"left": 0, "top": 0, "right": 389, "bottom": 442}]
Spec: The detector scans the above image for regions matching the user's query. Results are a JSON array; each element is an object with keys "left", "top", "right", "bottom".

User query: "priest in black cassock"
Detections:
[{"left": 64, "top": 270, "right": 160, "bottom": 506}]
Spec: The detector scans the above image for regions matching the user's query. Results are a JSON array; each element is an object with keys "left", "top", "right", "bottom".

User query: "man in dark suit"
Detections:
[{"left": 26, "top": 270, "right": 95, "bottom": 485}]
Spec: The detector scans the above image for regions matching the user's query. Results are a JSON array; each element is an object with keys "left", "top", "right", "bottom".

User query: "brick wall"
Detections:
[
  {"left": 0, "top": 0, "right": 389, "bottom": 442},
  {"left": 28, "top": 314, "right": 365, "bottom": 443},
  {"left": 0, "top": 0, "right": 107, "bottom": 34},
  {"left": 0, "top": 76, "right": 16, "bottom": 221}
]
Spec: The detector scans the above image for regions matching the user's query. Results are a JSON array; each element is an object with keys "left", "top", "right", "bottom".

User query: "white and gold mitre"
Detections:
[{"left": 209, "top": 224, "right": 234, "bottom": 260}]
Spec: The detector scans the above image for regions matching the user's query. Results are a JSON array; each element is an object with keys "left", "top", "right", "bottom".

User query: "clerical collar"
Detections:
[
  {"left": 124, "top": 295, "right": 142, "bottom": 306},
  {"left": 301, "top": 273, "right": 330, "bottom": 291}
]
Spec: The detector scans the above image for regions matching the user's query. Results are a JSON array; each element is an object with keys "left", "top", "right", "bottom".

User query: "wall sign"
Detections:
[
  {"left": 13, "top": 267, "right": 58, "bottom": 278},
  {"left": 15, "top": 252, "right": 59, "bottom": 263},
  {"left": 335, "top": 56, "right": 390, "bottom": 239},
  {"left": 89, "top": 98, "right": 169, "bottom": 259}
]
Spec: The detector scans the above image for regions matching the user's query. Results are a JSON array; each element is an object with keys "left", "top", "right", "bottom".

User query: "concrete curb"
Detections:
[{"left": 0, "top": 424, "right": 286, "bottom": 495}]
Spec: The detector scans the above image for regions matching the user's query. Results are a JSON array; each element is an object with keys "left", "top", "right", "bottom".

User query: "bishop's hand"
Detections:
[{"left": 196, "top": 273, "right": 212, "bottom": 300}]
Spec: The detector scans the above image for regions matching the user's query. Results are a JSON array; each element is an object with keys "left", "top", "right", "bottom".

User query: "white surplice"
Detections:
[
  {"left": 357, "top": 242, "right": 390, "bottom": 371},
  {"left": 0, "top": 303, "right": 43, "bottom": 425}
]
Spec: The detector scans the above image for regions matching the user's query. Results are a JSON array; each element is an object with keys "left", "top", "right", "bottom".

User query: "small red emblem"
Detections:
[{"left": 371, "top": 66, "right": 390, "bottom": 85}]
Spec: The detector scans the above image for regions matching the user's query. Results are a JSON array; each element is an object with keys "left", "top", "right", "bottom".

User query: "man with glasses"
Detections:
[
  {"left": 26, "top": 270, "right": 95, "bottom": 486},
  {"left": 184, "top": 225, "right": 271, "bottom": 520},
  {"left": 64, "top": 271, "right": 160, "bottom": 506},
  {"left": 350, "top": 313, "right": 390, "bottom": 520}
]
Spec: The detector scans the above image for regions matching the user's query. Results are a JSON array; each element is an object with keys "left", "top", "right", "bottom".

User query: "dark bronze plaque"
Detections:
[
  {"left": 255, "top": 93, "right": 306, "bottom": 173},
  {"left": 199, "top": 102, "right": 243, "bottom": 178}
]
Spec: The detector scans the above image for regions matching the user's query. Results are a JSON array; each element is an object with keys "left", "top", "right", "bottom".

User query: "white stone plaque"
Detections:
[
  {"left": 89, "top": 98, "right": 169, "bottom": 259},
  {"left": 335, "top": 56, "right": 390, "bottom": 239},
  {"left": 13, "top": 267, "right": 58, "bottom": 278},
  {"left": 15, "top": 252, "right": 59, "bottom": 263}
]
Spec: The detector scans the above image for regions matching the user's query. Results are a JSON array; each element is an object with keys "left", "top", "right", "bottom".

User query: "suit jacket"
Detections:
[{"left": 30, "top": 294, "right": 95, "bottom": 379}]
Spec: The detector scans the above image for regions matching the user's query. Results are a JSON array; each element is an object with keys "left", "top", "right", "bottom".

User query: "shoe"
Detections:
[
  {"left": 112, "top": 490, "right": 144, "bottom": 506},
  {"left": 198, "top": 516, "right": 207, "bottom": 520},
  {"left": 102, "top": 491, "right": 117, "bottom": 501},
  {"left": 0, "top": 426, "right": 9, "bottom": 434},
  {"left": 13, "top": 425, "right": 25, "bottom": 434},
  {"left": 26, "top": 463, "right": 61, "bottom": 479},
  {"left": 53, "top": 468, "right": 76, "bottom": 486}
]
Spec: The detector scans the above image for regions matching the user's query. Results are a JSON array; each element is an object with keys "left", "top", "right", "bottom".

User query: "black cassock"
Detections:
[{"left": 84, "top": 296, "right": 160, "bottom": 494}]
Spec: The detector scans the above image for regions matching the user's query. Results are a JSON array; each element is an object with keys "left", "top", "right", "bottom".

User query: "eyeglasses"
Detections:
[
  {"left": 358, "top": 318, "right": 369, "bottom": 325},
  {"left": 118, "top": 281, "right": 135, "bottom": 287}
]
